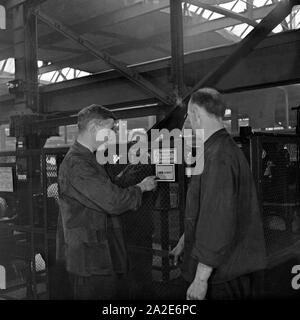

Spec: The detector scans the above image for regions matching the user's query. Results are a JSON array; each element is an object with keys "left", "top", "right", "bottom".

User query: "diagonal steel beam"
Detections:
[
  {"left": 183, "top": 3, "right": 276, "bottom": 36},
  {"left": 1, "top": 0, "right": 171, "bottom": 63},
  {"left": 186, "top": 0, "right": 258, "bottom": 27},
  {"left": 33, "top": 9, "right": 175, "bottom": 106},
  {"left": 36, "top": 3, "right": 276, "bottom": 75},
  {"left": 178, "top": 3, "right": 242, "bottom": 42},
  {"left": 36, "top": 28, "right": 170, "bottom": 75},
  {"left": 183, "top": 0, "right": 300, "bottom": 101}
]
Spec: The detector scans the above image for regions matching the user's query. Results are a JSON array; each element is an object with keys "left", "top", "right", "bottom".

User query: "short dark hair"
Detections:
[
  {"left": 77, "top": 104, "right": 116, "bottom": 132},
  {"left": 190, "top": 88, "right": 226, "bottom": 118}
]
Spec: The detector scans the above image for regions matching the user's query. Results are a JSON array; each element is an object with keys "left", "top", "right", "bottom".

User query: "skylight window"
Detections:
[
  {"left": 188, "top": 4, "right": 198, "bottom": 13},
  {"left": 230, "top": 1, "right": 246, "bottom": 13},
  {"left": 201, "top": 9, "right": 213, "bottom": 20},
  {"left": 253, "top": 0, "right": 268, "bottom": 7},
  {"left": 272, "top": 24, "right": 284, "bottom": 33},
  {"left": 219, "top": 1, "right": 237, "bottom": 11},
  {"left": 230, "top": 23, "right": 249, "bottom": 37},
  {"left": 241, "top": 25, "right": 254, "bottom": 38},
  {"left": 209, "top": 12, "right": 224, "bottom": 20},
  {"left": 39, "top": 67, "right": 91, "bottom": 84},
  {"left": 4, "top": 58, "right": 14, "bottom": 74}
]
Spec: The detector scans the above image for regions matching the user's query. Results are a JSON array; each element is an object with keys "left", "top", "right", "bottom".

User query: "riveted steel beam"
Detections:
[{"left": 33, "top": 9, "right": 176, "bottom": 106}]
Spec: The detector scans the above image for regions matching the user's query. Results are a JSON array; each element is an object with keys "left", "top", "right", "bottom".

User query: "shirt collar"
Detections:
[
  {"left": 72, "top": 140, "right": 94, "bottom": 155},
  {"left": 204, "top": 128, "right": 228, "bottom": 150}
]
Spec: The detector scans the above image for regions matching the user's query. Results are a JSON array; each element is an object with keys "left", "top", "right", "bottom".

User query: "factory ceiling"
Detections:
[
  {"left": 0, "top": 0, "right": 299, "bottom": 124},
  {"left": 0, "top": 0, "right": 299, "bottom": 84}
]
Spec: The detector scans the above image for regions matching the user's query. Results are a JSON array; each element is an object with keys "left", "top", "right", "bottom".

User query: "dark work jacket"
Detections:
[
  {"left": 57, "top": 141, "right": 142, "bottom": 277},
  {"left": 181, "top": 129, "right": 266, "bottom": 284},
  {"left": 116, "top": 163, "right": 157, "bottom": 246}
]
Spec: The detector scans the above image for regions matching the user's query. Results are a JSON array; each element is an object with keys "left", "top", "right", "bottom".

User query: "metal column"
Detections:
[
  {"left": 170, "top": 0, "right": 187, "bottom": 234},
  {"left": 8, "top": 0, "right": 49, "bottom": 300},
  {"left": 170, "top": 0, "right": 185, "bottom": 101},
  {"left": 11, "top": 1, "right": 39, "bottom": 115}
]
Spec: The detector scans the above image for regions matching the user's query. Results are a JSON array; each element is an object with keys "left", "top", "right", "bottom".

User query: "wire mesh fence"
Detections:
[
  {"left": 40, "top": 148, "right": 186, "bottom": 299},
  {"left": 111, "top": 163, "right": 184, "bottom": 299},
  {"left": 0, "top": 134, "right": 299, "bottom": 299},
  {"left": 259, "top": 138, "right": 300, "bottom": 256},
  {"left": 235, "top": 134, "right": 300, "bottom": 258},
  {"left": 0, "top": 150, "right": 48, "bottom": 299}
]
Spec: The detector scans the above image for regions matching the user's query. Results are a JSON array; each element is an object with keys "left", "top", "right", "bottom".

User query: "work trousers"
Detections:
[{"left": 69, "top": 273, "right": 129, "bottom": 300}]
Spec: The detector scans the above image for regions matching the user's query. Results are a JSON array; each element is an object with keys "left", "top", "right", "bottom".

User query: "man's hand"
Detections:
[
  {"left": 186, "top": 262, "right": 212, "bottom": 300},
  {"left": 186, "top": 279, "right": 208, "bottom": 300},
  {"left": 137, "top": 176, "right": 157, "bottom": 192},
  {"left": 169, "top": 234, "right": 184, "bottom": 266}
]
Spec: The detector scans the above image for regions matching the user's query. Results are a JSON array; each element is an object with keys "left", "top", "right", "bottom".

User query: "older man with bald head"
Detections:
[{"left": 171, "top": 88, "right": 266, "bottom": 300}]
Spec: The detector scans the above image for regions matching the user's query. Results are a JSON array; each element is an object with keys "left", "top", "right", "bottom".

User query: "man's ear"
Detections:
[
  {"left": 193, "top": 106, "right": 202, "bottom": 126},
  {"left": 88, "top": 120, "right": 97, "bottom": 136}
]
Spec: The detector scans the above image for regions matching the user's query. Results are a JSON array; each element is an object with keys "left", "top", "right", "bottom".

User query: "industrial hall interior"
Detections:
[{"left": 0, "top": 0, "right": 299, "bottom": 301}]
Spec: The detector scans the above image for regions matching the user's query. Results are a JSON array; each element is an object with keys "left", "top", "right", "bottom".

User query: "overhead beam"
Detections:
[
  {"left": 183, "top": 0, "right": 298, "bottom": 100},
  {"left": 0, "top": 29, "right": 299, "bottom": 122},
  {"left": 86, "top": 29, "right": 170, "bottom": 55},
  {"left": 38, "top": 29, "right": 169, "bottom": 62},
  {"left": 102, "top": 29, "right": 171, "bottom": 55},
  {"left": 37, "top": 3, "right": 276, "bottom": 75},
  {"left": 186, "top": 0, "right": 258, "bottom": 27},
  {"left": 184, "top": 3, "right": 276, "bottom": 37},
  {"left": 41, "top": 45, "right": 85, "bottom": 55},
  {"left": 161, "top": 5, "right": 242, "bottom": 42},
  {"left": 0, "top": 0, "right": 171, "bottom": 60},
  {"left": 36, "top": 0, "right": 170, "bottom": 50},
  {"left": 39, "top": 30, "right": 300, "bottom": 113},
  {"left": 33, "top": 9, "right": 175, "bottom": 106}
]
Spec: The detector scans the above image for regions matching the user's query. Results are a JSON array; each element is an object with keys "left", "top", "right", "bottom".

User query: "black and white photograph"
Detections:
[{"left": 0, "top": 0, "right": 299, "bottom": 312}]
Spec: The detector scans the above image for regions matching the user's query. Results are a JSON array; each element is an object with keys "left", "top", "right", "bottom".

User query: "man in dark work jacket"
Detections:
[
  {"left": 170, "top": 88, "right": 266, "bottom": 300},
  {"left": 57, "top": 104, "right": 157, "bottom": 300}
]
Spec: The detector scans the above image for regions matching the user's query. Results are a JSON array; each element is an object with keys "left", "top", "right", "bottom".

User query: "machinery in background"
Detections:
[
  {"left": 2, "top": 100, "right": 300, "bottom": 298},
  {"left": 234, "top": 128, "right": 300, "bottom": 256}
]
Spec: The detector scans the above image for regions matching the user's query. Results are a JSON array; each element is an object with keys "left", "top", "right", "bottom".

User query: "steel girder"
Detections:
[
  {"left": 183, "top": 0, "right": 300, "bottom": 100},
  {"left": 33, "top": 9, "right": 176, "bottom": 106}
]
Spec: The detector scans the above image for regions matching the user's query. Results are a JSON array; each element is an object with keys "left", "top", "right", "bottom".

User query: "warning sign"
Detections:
[{"left": 155, "top": 164, "right": 175, "bottom": 182}]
